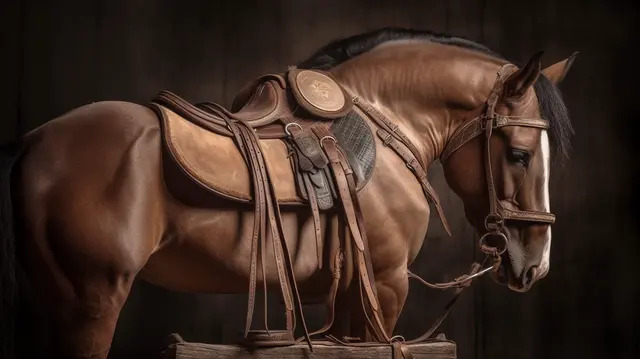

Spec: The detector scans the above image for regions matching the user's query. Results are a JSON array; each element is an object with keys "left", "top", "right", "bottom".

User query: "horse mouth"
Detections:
[{"left": 490, "top": 251, "right": 534, "bottom": 293}]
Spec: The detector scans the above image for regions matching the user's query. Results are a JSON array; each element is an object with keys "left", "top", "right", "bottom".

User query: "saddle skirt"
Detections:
[{"left": 152, "top": 69, "right": 376, "bottom": 206}]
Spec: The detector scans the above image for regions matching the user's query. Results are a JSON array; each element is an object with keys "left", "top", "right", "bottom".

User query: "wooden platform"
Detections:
[{"left": 162, "top": 334, "right": 457, "bottom": 359}]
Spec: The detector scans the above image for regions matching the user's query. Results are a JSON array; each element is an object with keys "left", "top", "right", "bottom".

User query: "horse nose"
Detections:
[{"left": 521, "top": 265, "right": 539, "bottom": 288}]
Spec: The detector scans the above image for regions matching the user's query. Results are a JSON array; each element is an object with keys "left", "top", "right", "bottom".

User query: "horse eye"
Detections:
[{"left": 507, "top": 148, "right": 530, "bottom": 167}]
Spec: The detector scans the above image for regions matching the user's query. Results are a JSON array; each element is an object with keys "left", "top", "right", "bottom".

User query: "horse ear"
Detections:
[
  {"left": 503, "top": 51, "right": 543, "bottom": 100},
  {"left": 542, "top": 52, "right": 579, "bottom": 84}
]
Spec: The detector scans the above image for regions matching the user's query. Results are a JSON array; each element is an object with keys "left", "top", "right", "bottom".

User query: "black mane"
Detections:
[{"left": 298, "top": 27, "right": 573, "bottom": 160}]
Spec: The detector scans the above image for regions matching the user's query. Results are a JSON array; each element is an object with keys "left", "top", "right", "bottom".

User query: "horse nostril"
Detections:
[{"left": 522, "top": 265, "right": 539, "bottom": 287}]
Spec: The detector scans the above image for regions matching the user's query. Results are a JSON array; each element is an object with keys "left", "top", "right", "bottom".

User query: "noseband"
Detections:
[{"left": 441, "top": 64, "right": 556, "bottom": 256}]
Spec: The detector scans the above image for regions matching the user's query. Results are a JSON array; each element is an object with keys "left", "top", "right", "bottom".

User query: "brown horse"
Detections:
[{"left": 0, "top": 29, "right": 575, "bottom": 358}]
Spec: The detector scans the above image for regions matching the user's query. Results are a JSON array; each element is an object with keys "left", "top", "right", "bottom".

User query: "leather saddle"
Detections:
[
  {"left": 152, "top": 68, "right": 376, "bottom": 207},
  {"left": 149, "top": 68, "right": 451, "bottom": 350}
]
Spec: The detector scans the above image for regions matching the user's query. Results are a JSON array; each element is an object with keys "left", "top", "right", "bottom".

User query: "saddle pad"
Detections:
[
  {"left": 331, "top": 110, "right": 376, "bottom": 188},
  {"left": 157, "top": 105, "right": 303, "bottom": 204}
]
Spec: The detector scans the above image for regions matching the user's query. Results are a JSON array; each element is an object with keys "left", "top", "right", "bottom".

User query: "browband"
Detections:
[{"left": 440, "top": 115, "right": 550, "bottom": 162}]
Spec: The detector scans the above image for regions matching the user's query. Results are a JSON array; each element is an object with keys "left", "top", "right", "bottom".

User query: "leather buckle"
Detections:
[
  {"left": 284, "top": 122, "right": 303, "bottom": 137},
  {"left": 479, "top": 116, "right": 492, "bottom": 130},
  {"left": 406, "top": 158, "right": 418, "bottom": 172}
]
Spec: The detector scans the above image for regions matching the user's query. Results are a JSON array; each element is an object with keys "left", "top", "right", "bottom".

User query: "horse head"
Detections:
[{"left": 442, "top": 52, "right": 577, "bottom": 291}]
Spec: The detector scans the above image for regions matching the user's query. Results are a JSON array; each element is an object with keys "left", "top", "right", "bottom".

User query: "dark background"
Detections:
[{"left": 1, "top": 1, "right": 638, "bottom": 358}]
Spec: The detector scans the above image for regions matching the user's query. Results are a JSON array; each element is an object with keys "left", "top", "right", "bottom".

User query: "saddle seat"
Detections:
[
  {"left": 151, "top": 68, "right": 376, "bottom": 205},
  {"left": 205, "top": 74, "right": 290, "bottom": 126}
]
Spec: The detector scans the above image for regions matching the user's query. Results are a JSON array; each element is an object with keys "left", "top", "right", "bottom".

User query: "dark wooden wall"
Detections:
[{"left": 1, "top": 1, "right": 638, "bottom": 358}]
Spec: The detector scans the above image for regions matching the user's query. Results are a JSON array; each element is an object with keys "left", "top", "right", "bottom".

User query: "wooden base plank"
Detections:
[{"left": 162, "top": 336, "right": 456, "bottom": 359}]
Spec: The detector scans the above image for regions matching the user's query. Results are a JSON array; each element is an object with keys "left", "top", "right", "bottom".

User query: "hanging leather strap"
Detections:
[
  {"left": 303, "top": 175, "right": 324, "bottom": 270},
  {"left": 308, "top": 250, "right": 343, "bottom": 337},
  {"left": 313, "top": 126, "right": 390, "bottom": 343}
]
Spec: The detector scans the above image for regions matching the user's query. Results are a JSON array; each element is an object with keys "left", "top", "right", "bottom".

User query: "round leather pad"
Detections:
[{"left": 295, "top": 70, "right": 346, "bottom": 112}]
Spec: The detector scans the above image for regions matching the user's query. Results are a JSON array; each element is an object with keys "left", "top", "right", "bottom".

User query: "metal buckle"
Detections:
[
  {"left": 494, "top": 115, "right": 508, "bottom": 127},
  {"left": 284, "top": 122, "right": 303, "bottom": 137},
  {"left": 382, "top": 133, "right": 393, "bottom": 146},
  {"left": 484, "top": 213, "right": 504, "bottom": 232},
  {"left": 406, "top": 158, "right": 418, "bottom": 171},
  {"left": 319, "top": 135, "right": 337, "bottom": 148},
  {"left": 479, "top": 115, "right": 494, "bottom": 130}
]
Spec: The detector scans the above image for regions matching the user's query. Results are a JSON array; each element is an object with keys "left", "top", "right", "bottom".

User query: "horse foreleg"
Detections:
[
  {"left": 340, "top": 266, "right": 409, "bottom": 342},
  {"left": 374, "top": 266, "right": 409, "bottom": 336}
]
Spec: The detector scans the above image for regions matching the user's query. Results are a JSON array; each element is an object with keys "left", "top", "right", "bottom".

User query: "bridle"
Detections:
[{"left": 441, "top": 63, "right": 556, "bottom": 258}]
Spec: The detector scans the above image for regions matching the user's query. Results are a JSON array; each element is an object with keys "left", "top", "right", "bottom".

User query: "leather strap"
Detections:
[
  {"left": 440, "top": 115, "right": 550, "bottom": 162},
  {"left": 405, "top": 263, "right": 482, "bottom": 344},
  {"left": 303, "top": 175, "right": 324, "bottom": 270},
  {"left": 315, "top": 128, "right": 390, "bottom": 343},
  {"left": 502, "top": 208, "right": 555, "bottom": 223},
  {"left": 203, "top": 103, "right": 312, "bottom": 347},
  {"left": 196, "top": 106, "right": 269, "bottom": 337},
  {"left": 375, "top": 128, "right": 452, "bottom": 236},
  {"left": 355, "top": 99, "right": 426, "bottom": 170},
  {"left": 355, "top": 100, "right": 452, "bottom": 236},
  {"left": 308, "top": 250, "right": 343, "bottom": 337}
]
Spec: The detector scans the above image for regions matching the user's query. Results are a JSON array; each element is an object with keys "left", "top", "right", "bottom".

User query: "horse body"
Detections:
[
  {"left": 14, "top": 95, "right": 430, "bottom": 357},
  {"left": 2, "top": 30, "right": 575, "bottom": 358}
]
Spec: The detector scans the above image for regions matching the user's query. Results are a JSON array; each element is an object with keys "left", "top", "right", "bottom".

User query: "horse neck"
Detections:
[{"left": 330, "top": 42, "right": 505, "bottom": 166}]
